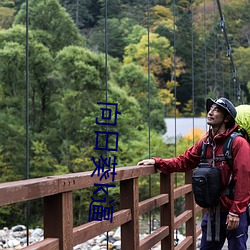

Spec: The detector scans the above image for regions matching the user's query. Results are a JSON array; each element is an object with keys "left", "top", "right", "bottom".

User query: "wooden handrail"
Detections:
[
  {"left": 0, "top": 165, "right": 156, "bottom": 206},
  {"left": 0, "top": 165, "right": 203, "bottom": 249}
]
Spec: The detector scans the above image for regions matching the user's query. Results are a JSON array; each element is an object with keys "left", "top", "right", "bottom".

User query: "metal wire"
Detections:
[
  {"left": 173, "top": 0, "right": 177, "bottom": 158},
  {"left": 213, "top": 0, "right": 217, "bottom": 94},
  {"left": 191, "top": 0, "right": 195, "bottom": 144},
  {"left": 25, "top": 0, "right": 30, "bottom": 245},
  {"left": 104, "top": 0, "right": 109, "bottom": 247},
  {"left": 204, "top": 0, "right": 207, "bottom": 97},
  {"left": 172, "top": 0, "right": 179, "bottom": 245},
  {"left": 215, "top": 0, "right": 242, "bottom": 104},
  {"left": 147, "top": 0, "right": 152, "bottom": 234}
]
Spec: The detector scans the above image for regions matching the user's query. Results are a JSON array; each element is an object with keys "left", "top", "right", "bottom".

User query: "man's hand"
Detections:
[
  {"left": 137, "top": 159, "right": 155, "bottom": 166},
  {"left": 226, "top": 213, "right": 240, "bottom": 230}
]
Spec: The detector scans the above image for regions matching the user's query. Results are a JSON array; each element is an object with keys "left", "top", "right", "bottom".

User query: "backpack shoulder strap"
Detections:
[
  {"left": 200, "top": 141, "right": 208, "bottom": 163},
  {"left": 223, "top": 132, "right": 242, "bottom": 169}
]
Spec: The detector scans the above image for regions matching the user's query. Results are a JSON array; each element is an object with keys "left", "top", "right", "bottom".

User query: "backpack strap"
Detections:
[
  {"left": 223, "top": 132, "right": 242, "bottom": 200},
  {"left": 223, "top": 131, "right": 242, "bottom": 169},
  {"left": 201, "top": 132, "right": 242, "bottom": 166},
  {"left": 200, "top": 142, "right": 208, "bottom": 163},
  {"left": 201, "top": 141, "right": 225, "bottom": 163}
]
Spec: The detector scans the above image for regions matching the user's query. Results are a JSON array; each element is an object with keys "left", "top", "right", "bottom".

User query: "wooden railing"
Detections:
[{"left": 0, "top": 165, "right": 203, "bottom": 250}]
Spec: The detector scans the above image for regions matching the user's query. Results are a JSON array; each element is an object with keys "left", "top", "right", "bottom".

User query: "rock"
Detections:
[
  {"left": 30, "top": 228, "right": 43, "bottom": 238},
  {"left": 108, "top": 237, "right": 116, "bottom": 243},
  {"left": 0, "top": 224, "right": 188, "bottom": 249},
  {"left": 11, "top": 226, "right": 26, "bottom": 232},
  {"left": 113, "top": 240, "right": 121, "bottom": 249},
  {"left": 20, "top": 237, "right": 27, "bottom": 245},
  {"left": 113, "top": 227, "right": 120, "bottom": 240},
  {"left": 92, "top": 245, "right": 101, "bottom": 250},
  {"left": 0, "top": 230, "right": 7, "bottom": 238},
  {"left": 12, "top": 231, "right": 25, "bottom": 238},
  {"left": 95, "top": 234, "right": 106, "bottom": 243},
  {"left": 73, "top": 242, "right": 87, "bottom": 249},
  {"left": 107, "top": 231, "right": 114, "bottom": 237},
  {"left": 87, "top": 238, "right": 94, "bottom": 245},
  {"left": 7, "top": 239, "right": 20, "bottom": 247},
  {"left": 15, "top": 245, "right": 23, "bottom": 249},
  {"left": 100, "top": 240, "right": 108, "bottom": 246}
]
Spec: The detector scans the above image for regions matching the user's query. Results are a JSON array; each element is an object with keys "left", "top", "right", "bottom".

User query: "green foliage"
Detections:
[
  {"left": 0, "top": 7, "right": 15, "bottom": 29},
  {"left": 123, "top": 30, "right": 185, "bottom": 117},
  {"left": 0, "top": 41, "right": 26, "bottom": 103},
  {"left": 86, "top": 17, "right": 138, "bottom": 60},
  {"left": 116, "top": 63, "right": 165, "bottom": 132},
  {"left": 14, "top": 0, "right": 85, "bottom": 52},
  {"left": 234, "top": 46, "right": 250, "bottom": 101},
  {"left": 61, "top": 0, "right": 101, "bottom": 29},
  {"left": 149, "top": 5, "right": 174, "bottom": 32},
  {"left": 30, "top": 141, "right": 57, "bottom": 177},
  {"left": 124, "top": 32, "right": 174, "bottom": 76},
  {"left": 0, "top": 112, "right": 26, "bottom": 181}
]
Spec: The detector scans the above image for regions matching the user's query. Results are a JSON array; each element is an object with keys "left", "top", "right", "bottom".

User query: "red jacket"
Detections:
[{"left": 154, "top": 124, "right": 250, "bottom": 216}]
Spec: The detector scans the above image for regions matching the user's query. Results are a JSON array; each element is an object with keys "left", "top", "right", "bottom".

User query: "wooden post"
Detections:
[
  {"left": 161, "top": 173, "right": 174, "bottom": 250},
  {"left": 185, "top": 171, "right": 196, "bottom": 250},
  {"left": 44, "top": 192, "right": 73, "bottom": 250},
  {"left": 120, "top": 178, "right": 139, "bottom": 250}
]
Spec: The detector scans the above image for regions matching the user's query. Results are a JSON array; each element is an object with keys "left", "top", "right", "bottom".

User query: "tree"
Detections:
[
  {"left": 14, "top": 0, "right": 84, "bottom": 52},
  {"left": 49, "top": 46, "right": 145, "bottom": 171},
  {"left": 234, "top": 46, "right": 250, "bottom": 102},
  {"left": 86, "top": 17, "right": 140, "bottom": 60},
  {"left": 148, "top": 5, "right": 174, "bottom": 33},
  {"left": 116, "top": 63, "right": 166, "bottom": 132},
  {"left": 0, "top": 6, "right": 15, "bottom": 29},
  {"left": 61, "top": 0, "right": 102, "bottom": 29},
  {"left": 123, "top": 30, "right": 185, "bottom": 116},
  {"left": 124, "top": 31, "right": 185, "bottom": 87},
  {"left": 0, "top": 25, "right": 56, "bottom": 132}
]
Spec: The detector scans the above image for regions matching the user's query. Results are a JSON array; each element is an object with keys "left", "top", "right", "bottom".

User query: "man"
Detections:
[{"left": 138, "top": 97, "right": 250, "bottom": 250}]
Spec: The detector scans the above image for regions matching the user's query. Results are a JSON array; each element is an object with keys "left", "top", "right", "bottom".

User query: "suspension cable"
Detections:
[
  {"left": 216, "top": 0, "right": 242, "bottom": 104},
  {"left": 25, "top": 0, "right": 29, "bottom": 181},
  {"left": 218, "top": 31, "right": 225, "bottom": 96},
  {"left": 173, "top": 1, "right": 177, "bottom": 157},
  {"left": 25, "top": 0, "right": 30, "bottom": 246},
  {"left": 172, "top": 0, "right": 179, "bottom": 245},
  {"left": 191, "top": 0, "right": 195, "bottom": 144},
  {"left": 203, "top": 0, "right": 207, "bottom": 97},
  {"left": 104, "top": 0, "right": 109, "bottom": 247},
  {"left": 147, "top": 0, "right": 152, "bottom": 234},
  {"left": 213, "top": 0, "right": 217, "bottom": 94}
]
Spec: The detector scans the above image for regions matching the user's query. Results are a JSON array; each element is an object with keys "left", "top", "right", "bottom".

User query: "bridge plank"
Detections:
[
  {"left": 73, "top": 209, "right": 131, "bottom": 245},
  {"left": 175, "top": 236, "right": 193, "bottom": 250},
  {"left": 174, "top": 210, "right": 192, "bottom": 229},
  {"left": 0, "top": 165, "right": 156, "bottom": 206},
  {"left": 139, "top": 193, "right": 169, "bottom": 215},
  {"left": 0, "top": 177, "right": 59, "bottom": 206},
  {"left": 139, "top": 226, "right": 169, "bottom": 250},
  {"left": 174, "top": 184, "right": 192, "bottom": 199},
  {"left": 22, "top": 238, "right": 59, "bottom": 250}
]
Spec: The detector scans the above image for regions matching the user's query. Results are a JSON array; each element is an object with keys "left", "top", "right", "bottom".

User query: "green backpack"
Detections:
[{"left": 235, "top": 105, "right": 250, "bottom": 142}]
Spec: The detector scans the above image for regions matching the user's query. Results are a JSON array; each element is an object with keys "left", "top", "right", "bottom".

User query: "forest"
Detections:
[{"left": 0, "top": 0, "right": 249, "bottom": 228}]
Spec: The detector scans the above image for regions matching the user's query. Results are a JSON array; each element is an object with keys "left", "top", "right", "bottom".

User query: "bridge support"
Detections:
[
  {"left": 161, "top": 173, "right": 174, "bottom": 250},
  {"left": 44, "top": 192, "right": 73, "bottom": 250},
  {"left": 185, "top": 171, "right": 197, "bottom": 250},
  {"left": 120, "top": 178, "right": 140, "bottom": 250}
]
